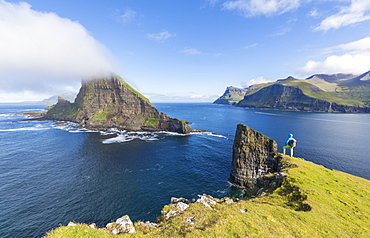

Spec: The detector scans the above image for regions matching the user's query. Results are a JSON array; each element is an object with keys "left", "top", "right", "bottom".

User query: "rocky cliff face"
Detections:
[
  {"left": 44, "top": 74, "right": 194, "bottom": 133},
  {"left": 237, "top": 84, "right": 370, "bottom": 112},
  {"left": 213, "top": 86, "right": 247, "bottom": 105},
  {"left": 229, "top": 124, "right": 280, "bottom": 189}
]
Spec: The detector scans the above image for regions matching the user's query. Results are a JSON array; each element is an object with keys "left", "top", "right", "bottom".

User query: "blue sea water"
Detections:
[{"left": 0, "top": 103, "right": 370, "bottom": 237}]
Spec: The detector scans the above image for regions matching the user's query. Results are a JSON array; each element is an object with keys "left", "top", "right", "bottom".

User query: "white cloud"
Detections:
[
  {"left": 299, "top": 36, "right": 370, "bottom": 75},
  {"left": 0, "top": 0, "right": 116, "bottom": 101},
  {"left": 120, "top": 8, "right": 137, "bottom": 23},
  {"left": 223, "top": 0, "right": 301, "bottom": 17},
  {"left": 205, "top": 0, "right": 220, "bottom": 7},
  {"left": 308, "top": 8, "right": 318, "bottom": 18},
  {"left": 181, "top": 47, "right": 202, "bottom": 55},
  {"left": 314, "top": 0, "right": 370, "bottom": 31},
  {"left": 146, "top": 30, "right": 176, "bottom": 42},
  {"left": 241, "top": 76, "right": 271, "bottom": 87},
  {"left": 299, "top": 54, "right": 370, "bottom": 75},
  {"left": 243, "top": 43, "right": 258, "bottom": 49},
  {"left": 334, "top": 36, "right": 370, "bottom": 53}
]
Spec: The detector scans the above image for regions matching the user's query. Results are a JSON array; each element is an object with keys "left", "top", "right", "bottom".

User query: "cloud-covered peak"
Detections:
[{"left": 0, "top": 0, "right": 116, "bottom": 101}]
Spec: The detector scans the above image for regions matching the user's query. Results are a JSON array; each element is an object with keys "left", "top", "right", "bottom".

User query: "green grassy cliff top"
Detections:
[{"left": 44, "top": 154, "right": 370, "bottom": 237}]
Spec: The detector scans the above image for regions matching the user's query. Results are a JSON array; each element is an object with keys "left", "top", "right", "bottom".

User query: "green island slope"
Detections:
[
  {"left": 215, "top": 71, "right": 370, "bottom": 111},
  {"left": 44, "top": 155, "right": 370, "bottom": 237}
]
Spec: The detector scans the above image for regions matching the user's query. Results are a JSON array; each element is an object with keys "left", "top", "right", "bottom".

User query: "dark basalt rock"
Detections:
[
  {"left": 44, "top": 74, "right": 195, "bottom": 134},
  {"left": 229, "top": 124, "right": 280, "bottom": 189}
]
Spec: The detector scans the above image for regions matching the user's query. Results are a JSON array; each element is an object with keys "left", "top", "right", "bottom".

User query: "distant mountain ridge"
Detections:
[{"left": 214, "top": 70, "right": 370, "bottom": 112}]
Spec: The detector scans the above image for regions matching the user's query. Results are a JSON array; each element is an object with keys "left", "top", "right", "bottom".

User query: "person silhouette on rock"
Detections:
[{"left": 283, "top": 133, "right": 296, "bottom": 157}]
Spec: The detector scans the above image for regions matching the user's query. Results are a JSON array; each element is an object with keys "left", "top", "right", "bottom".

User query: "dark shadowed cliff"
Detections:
[
  {"left": 229, "top": 124, "right": 281, "bottom": 190},
  {"left": 44, "top": 74, "right": 194, "bottom": 133}
]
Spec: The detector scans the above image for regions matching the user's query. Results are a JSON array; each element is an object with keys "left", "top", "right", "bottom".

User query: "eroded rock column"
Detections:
[{"left": 229, "top": 124, "right": 279, "bottom": 189}]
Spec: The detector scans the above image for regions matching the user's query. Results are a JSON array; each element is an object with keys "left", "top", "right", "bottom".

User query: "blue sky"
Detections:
[{"left": 1, "top": 0, "right": 370, "bottom": 102}]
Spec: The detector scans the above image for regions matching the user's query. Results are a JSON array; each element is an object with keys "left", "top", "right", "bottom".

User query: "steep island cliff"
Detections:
[
  {"left": 45, "top": 124, "right": 370, "bottom": 237},
  {"left": 44, "top": 74, "right": 195, "bottom": 133},
  {"left": 214, "top": 71, "right": 370, "bottom": 112},
  {"left": 213, "top": 86, "right": 247, "bottom": 105}
]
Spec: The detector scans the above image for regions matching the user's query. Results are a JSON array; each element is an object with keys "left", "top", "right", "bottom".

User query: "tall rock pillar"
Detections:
[{"left": 229, "top": 124, "right": 279, "bottom": 189}]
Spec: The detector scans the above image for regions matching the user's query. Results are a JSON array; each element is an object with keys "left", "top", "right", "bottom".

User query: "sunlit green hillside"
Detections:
[
  {"left": 244, "top": 72, "right": 370, "bottom": 107},
  {"left": 44, "top": 155, "right": 370, "bottom": 237}
]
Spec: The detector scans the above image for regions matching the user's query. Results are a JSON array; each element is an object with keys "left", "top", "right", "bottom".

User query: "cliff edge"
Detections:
[{"left": 44, "top": 74, "right": 194, "bottom": 133}]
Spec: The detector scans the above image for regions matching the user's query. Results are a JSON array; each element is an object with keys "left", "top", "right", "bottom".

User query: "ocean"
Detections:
[{"left": 1, "top": 103, "right": 369, "bottom": 237}]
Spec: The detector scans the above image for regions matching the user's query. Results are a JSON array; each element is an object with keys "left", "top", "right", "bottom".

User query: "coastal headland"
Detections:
[{"left": 44, "top": 124, "right": 370, "bottom": 237}]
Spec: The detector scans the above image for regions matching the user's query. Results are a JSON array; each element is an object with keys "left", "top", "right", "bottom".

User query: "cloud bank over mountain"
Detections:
[
  {"left": 0, "top": 0, "right": 116, "bottom": 101},
  {"left": 299, "top": 37, "right": 370, "bottom": 75}
]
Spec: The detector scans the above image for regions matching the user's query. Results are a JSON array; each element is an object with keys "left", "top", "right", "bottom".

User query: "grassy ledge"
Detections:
[{"left": 44, "top": 155, "right": 370, "bottom": 237}]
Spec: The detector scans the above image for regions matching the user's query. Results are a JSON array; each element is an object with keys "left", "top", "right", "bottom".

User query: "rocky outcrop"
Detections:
[
  {"left": 229, "top": 124, "right": 280, "bottom": 189},
  {"left": 106, "top": 215, "right": 136, "bottom": 234},
  {"left": 44, "top": 74, "right": 195, "bottom": 133},
  {"left": 237, "top": 84, "right": 370, "bottom": 112},
  {"left": 213, "top": 86, "right": 247, "bottom": 105}
]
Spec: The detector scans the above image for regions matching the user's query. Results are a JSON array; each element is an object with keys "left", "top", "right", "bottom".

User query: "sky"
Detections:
[{"left": 1, "top": 0, "right": 370, "bottom": 102}]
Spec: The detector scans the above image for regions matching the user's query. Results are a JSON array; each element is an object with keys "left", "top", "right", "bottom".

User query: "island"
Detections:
[
  {"left": 215, "top": 70, "right": 370, "bottom": 112},
  {"left": 43, "top": 74, "right": 198, "bottom": 134}
]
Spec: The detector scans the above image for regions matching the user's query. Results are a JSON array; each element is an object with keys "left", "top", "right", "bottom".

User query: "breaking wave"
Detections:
[
  {"left": 0, "top": 124, "right": 49, "bottom": 132},
  {"left": 102, "top": 132, "right": 159, "bottom": 144},
  {"left": 51, "top": 122, "right": 227, "bottom": 144}
]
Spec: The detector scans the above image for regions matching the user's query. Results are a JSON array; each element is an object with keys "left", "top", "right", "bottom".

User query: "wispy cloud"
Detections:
[
  {"left": 270, "top": 18, "right": 296, "bottom": 37},
  {"left": 242, "top": 43, "right": 258, "bottom": 50},
  {"left": 308, "top": 8, "right": 318, "bottom": 18},
  {"left": 181, "top": 47, "right": 202, "bottom": 55},
  {"left": 314, "top": 0, "right": 370, "bottom": 32},
  {"left": 146, "top": 30, "right": 176, "bottom": 42},
  {"left": 205, "top": 0, "right": 220, "bottom": 7},
  {"left": 223, "top": 0, "right": 301, "bottom": 17},
  {"left": 119, "top": 8, "right": 137, "bottom": 23},
  {"left": 298, "top": 36, "right": 370, "bottom": 75},
  {"left": 0, "top": 0, "right": 116, "bottom": 101},
  {"left": 181, "top": 47, "right": 222, "bottom": 57},
  {"left": 241, "top": 76, "right": 272, "bottom": 88}
]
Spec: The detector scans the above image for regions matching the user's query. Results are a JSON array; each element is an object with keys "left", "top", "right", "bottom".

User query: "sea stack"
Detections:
[
  {"left": 229, "top": 124, "right": 280, "bottom": 189},
  {"left": 44, "top": 74, "right": 193, "bottom": 134}
]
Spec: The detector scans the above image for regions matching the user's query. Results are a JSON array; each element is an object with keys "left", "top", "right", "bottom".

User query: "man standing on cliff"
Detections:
[{"left": 283, "top": 133, "right": 296, "bottom": 157}]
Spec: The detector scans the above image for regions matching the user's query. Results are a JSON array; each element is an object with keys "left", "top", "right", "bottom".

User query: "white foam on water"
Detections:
[
  {"left": 192, "top": 131, "right": 228, "bottom": 139},
  {"left": 0, "top": 126, "right": 49, "bottom": 132},
  {"left": 159, "top": 131, "right": 188, "bottom": 136},
  {"left": 102, "top": 132, "right": 159, "bottom": 144},
  {"left": 102, "top": 134, "right": 135, "bottom": 144}
]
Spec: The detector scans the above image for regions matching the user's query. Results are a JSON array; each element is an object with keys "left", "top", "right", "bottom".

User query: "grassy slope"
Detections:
[
  {"left": 44, "top": 155, "right": 370, "bottom": 237},
  {"left": 244, "top": 77, "right": 366, "bottom": 107}
]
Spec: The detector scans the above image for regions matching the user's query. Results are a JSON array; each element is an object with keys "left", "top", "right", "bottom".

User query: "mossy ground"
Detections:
[
  {"left": 142, "top": 117, "right": 160, "bottom": 128},
  {"left": 44, "top": 155, "right": 370, "bottom": 237}
]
